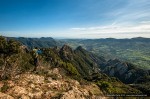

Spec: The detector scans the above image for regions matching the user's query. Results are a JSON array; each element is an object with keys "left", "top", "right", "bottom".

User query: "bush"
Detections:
[
  {"left": 96, "top": 81, "right": 112, "bottom": 93},
  {"left": 98, "top": 81, "right": 111, "bottom": 89},
  {"left": 7, "top": 39, "right": 21, "bottom": 54},
  {"left": 0, "top": 36, "right": 21, "bottom": 54},
  {"left": 0, "top": 36, "right": 7, "bottom": 53},
  {"left": 65, "top": 63, "right": 80, "bottom": 76},
  {"left": 0, "top": 82, "right": 9, "bottom": 92}
]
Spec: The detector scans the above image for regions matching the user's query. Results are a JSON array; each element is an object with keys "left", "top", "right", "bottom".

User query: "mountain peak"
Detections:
[
  {"left": 61, "top": 44, "right": 73, "bottom": 52},
  {"left": 40, "top": 37, "right": 54, "bottom": 40},
  {"left": 75, "top": 46, "right": 85, "bottom": 51},
  {"left": 76, "top": 46, "right": 83, "bottom": 49},
  {"left": 108, "top": 59, "right": 121, "bottom": 64}
]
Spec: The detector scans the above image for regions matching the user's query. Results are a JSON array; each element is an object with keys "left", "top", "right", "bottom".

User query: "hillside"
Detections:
[
  {"left": 8, "top": 37, "right": 60, "bottom": 49},
  {"left": 61, "top": 37, "right": 150, "bottom": 70},
  {"left": 11, "top": 37, "right": 150, "bottom": 70},
  {"left": 8, "top": 37, "right": 150, "bottom": 69},
  {"left": 0, "top": 36, "right": 148, "bottom": 98},
  {"left": 0, "top": 36, "right": 105, "bottom": 98}
]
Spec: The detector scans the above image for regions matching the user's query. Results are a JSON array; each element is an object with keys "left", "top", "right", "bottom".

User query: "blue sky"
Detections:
[{"left": 0, "top": 0, "right": 150, "bottom": 38}]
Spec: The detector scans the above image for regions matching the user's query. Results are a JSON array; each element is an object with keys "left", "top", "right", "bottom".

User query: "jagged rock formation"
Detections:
[{"left": 102, "top": 59, "right": 149, "bottom": 84}]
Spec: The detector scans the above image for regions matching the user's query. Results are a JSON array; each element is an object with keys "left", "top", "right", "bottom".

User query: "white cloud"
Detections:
[
  {"left": 69, "top": 22, "right": 150, "bottom": 38},
  {"left": 140, "top": 21, "right": 150, "bottom": 24},
  {"left": 71, "top": 23, "right": 150, "bottom": 33},
  {"left": 106, "top": 0, "right": 150, "bottom": 25},
  {"left": 68, "top": 0, "right": 150, "bottom": 38}
]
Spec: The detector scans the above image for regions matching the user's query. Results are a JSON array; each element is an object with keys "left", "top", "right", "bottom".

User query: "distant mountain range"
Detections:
[{"left": 7, "top": 37, "right": 60, "bottom": 49}]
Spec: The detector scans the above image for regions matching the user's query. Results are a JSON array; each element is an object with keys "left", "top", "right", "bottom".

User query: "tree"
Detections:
[
  {"left": 7, "top": 39, "right": 21, "bottom": 54},
  {"left": 0, "top": 36, "right": 21, "bottom": 80},
  {"left": 0, "top": 36, "right": 7, "bottom": 53}
]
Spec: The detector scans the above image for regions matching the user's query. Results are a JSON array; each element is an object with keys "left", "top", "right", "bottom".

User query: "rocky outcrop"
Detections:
[
  {"left": 104, "top": 62, "right": 128, "bottom": 76},
  {"left": 60, "top": 87, "right": 89, "bottom": 99},
  {"left": 0, "top": 67, "right": 105, "bottom": 99},
  {"left": 103, "top": 59, "right": 149, "bottom": 84},
  {"left": 59, "top": 44, "right": 74, "bottom": 61}
]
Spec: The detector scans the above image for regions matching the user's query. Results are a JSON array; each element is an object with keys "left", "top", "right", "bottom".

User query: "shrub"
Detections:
[
  {"left": 0, "top": 36, "right": 7, "bottom": 53},
  {"left": 0, "top": 36, "right": 21, "bottom": 54},
  {"left": 0, "top": 82, "right": 9, "bottom": 92},
  {"left": 7, "top": 39, "right": 21, "bottom": 54},
  {"left": 65, "top": 63, "right": 80, "bottom": 76},
  {"left": 96, "top": 81, "right": 112, "bottom": 93}
]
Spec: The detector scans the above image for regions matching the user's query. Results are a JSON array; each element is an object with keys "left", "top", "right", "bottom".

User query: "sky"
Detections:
[{"left": 0, "top": 0, "right": 150, "bottom": 38}]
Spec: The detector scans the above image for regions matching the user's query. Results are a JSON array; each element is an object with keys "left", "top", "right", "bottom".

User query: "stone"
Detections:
[
  {"left": 7, "top": 86, "right": 28, "bottom": 97},
  {"left": 30, "top": 84, "right": 35, "bottom": 88},
  {"left": 0, "top": 92, "right": 14, "bottom": 99},
  {"left": 28, "top": 91, "right": 43, "bottom": 99},
  {"left": 21, "top": 94, "right": 30, "bottom": 99},
  {"left": 60, "top": 87, "right": 89, "bottom": 99},
  {"left": 19, "top": 74, "right": 45, "bottom": 84}
]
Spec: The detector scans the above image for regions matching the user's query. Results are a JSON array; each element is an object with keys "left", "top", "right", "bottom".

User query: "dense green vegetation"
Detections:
[
  {"left": 132, "top": 75, "right": 150, "bottom": 96},
  {"left": 0, "top": 36, "right": 34, "bottom": 80},
  {"left": 96, "top": 80, "right": 141, "bottom": 95},
  {"left": 0, "top": 36, "right": 21, "bottom": 54}
]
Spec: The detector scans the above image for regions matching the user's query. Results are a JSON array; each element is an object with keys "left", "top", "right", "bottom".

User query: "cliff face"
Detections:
[{"left": 102, "top": 59, "right": 149, "bottom": 84}]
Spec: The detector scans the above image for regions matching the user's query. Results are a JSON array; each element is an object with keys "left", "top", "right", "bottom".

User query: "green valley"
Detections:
[{"left": 61, "top": 37, "right": 150, "bottom": 70}]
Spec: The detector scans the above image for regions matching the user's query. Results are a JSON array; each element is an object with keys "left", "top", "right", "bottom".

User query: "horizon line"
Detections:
[{"left": 1, "top": 35, "right": 150, "bottom": 40}]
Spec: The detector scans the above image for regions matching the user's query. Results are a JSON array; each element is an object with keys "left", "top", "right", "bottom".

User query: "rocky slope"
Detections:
[{"left": 0, "top": 66, "right": 106, "bottom": 99}]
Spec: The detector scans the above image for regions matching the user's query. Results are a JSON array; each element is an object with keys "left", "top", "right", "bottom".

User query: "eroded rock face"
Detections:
[
  {"left": 104, "top": 62, "right": 128, "bottom": 77},
  {"left": 116, "top": 63, "right": 128, "bottom": 75},
  {"left": 103, "top": 59, "right": 149, "bottom": 84},
  {"left": 59, "top": 45, "right": 74, "bottom": 61}
]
